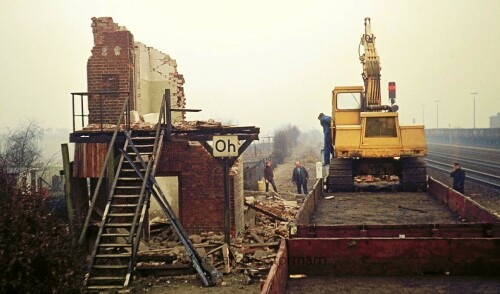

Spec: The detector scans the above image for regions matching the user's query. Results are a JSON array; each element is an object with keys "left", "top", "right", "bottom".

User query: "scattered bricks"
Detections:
[
  {"left": 134, "top": 187, "right": 305, "bottom": 288},
  {"left": 189, "top": 234, "right": 203, "bottom": 244},
  {"left": 195, "top": 247, "right": 206, "bottom": 258},
  {"left": 251, "top": 249, "right": 268, "bottom": 261}
]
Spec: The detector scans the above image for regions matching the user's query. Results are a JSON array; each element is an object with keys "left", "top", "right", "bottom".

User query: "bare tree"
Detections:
[
  {"left": 272, "top": 124, "right": 300, "bottom": 164},
  {"left": 0, "top": 121, "right": 43, "bottom": 172}
]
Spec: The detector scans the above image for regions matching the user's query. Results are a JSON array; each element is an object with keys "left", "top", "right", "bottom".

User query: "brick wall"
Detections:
[
  {"left": 134, "top": 43, "right": 186, "bottom": 120},
  {"left": 87, "top": 17, "right": 135, "bottom": 124},
  {"left": 156, "top": 139, "right": 244, "bottom": 235}
]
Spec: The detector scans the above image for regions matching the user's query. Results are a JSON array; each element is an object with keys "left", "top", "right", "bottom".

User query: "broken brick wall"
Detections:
[
  {"left": 135, "top": 43, "right": 185, "bottom": 122},
  {"left": 87, "top": 17, "right": 135, "bottom": 125},
  {"left": 82, "top": 17, "right": 244, "bottom": 236},
  {"left": 87, "top": 17, "right": 186, "bottom": 125},
  {"left": 156, "top": 139, "right": 244, "bottom": 235}
]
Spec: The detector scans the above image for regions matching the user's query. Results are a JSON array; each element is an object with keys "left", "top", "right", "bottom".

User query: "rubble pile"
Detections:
[
  {"left": 79, "top": 117, "right": 228, "bottom": 132},
  {"left": 81, "top": 122, "right": 157, "bottom": 131},
  {"left": 354, "top": 174, "right": 399, "bottom": 183},
  {"left": 136, "top": 190, "right": 302, "bottom": 285}
]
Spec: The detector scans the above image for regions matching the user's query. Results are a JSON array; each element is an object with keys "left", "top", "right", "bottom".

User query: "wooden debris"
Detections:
[
  {"left": 250, "top": 232, "right": 264, "bottom": 244},
  {"left": 244, "top": 201, "right": 287, "bottom": 222}
]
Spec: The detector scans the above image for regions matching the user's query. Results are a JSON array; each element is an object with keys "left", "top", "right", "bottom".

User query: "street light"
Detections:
[
  {"left": 420, "top": 104, "right": 425, "bottom": 125},
  {"left": 470, "top": 92, "right": 478, "bottom": 128},
  {"left": 435, "top": 100, "right": 440, "bottom": 128}
]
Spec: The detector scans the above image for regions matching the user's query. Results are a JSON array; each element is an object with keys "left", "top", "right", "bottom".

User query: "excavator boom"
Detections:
[{"left": 360, "top": 17, "right": 382, "bottom": 108}]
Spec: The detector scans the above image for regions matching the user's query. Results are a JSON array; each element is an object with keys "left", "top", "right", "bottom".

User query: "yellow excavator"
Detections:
[{"left": 327, "top": 18, "right": 427, "bottom": 192}]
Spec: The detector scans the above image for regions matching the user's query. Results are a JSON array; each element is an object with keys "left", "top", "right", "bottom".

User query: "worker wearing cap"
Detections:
[
  {"left": 318, "top": 113, "right": 334, "bottom": 166},
  {"left": 450, "top": 162, "right": 466, "bottom": 194}
]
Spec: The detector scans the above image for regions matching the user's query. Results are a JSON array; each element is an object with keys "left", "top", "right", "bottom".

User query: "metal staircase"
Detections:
[
  {"left": 79, "top": 89, "right": 220, "bottom": 292},
  {"left": 85, "top": 130, "right": 161, "bottom": 291}
]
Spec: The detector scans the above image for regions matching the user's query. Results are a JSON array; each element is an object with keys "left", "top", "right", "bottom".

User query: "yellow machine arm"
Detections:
[{"left": 359, "top": 17, "right": 382, "bottom": 108}]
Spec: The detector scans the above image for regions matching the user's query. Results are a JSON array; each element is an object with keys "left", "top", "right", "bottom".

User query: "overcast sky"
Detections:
[{"left": 1, "top": 0, "right": 499, "bottom": 138}]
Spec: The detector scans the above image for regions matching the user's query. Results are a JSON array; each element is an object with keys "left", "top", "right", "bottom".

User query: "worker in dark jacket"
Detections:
[
  {"left": 264, "top": 160, "right": 278, "bottom": 192},
  {"left": 450, "top": 162, "right": 466, "bottom": 194},
  {"left": 318, "top": 113, "right": 334, "bottom": 165},
  {"left": 292, "top": 161, "right": 309, "bottom": 195}
]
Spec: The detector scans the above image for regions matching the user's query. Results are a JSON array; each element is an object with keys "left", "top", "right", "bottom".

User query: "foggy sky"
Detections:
[{"left": 1, "top": 0, "right": 499, "bottom": 138}]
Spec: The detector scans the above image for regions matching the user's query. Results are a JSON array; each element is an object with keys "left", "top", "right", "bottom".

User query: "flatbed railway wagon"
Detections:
[{"left": 261, "top": 177, "right": 500, "bottom": 293}]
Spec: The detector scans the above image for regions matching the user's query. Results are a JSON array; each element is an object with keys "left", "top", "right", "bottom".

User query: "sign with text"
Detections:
[{"left": 213, "top": 135, "right": 239, "bottom": 157}]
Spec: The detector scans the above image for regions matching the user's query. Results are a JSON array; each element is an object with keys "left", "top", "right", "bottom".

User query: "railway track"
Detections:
[
  {"left": 427, "top": 143, "right": 500, "bottom": 162},
  {"left": 425, "top": 158, "right": 500, "bottom": 190},
  {"left": 426, "top": 144, "right": 500, "bottom": 191}
]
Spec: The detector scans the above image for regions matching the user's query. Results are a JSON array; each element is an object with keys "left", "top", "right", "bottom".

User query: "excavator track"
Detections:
[
  {"left": 327, "top": 158, "right": 354, "bottom": 192},
  {"left": 400, "top": 157, "right": 428, "bottom": 192}
]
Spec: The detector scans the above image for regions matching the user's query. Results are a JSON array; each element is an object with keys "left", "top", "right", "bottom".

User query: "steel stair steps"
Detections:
[
  {"left": 107, "top": 213, "right": 136, "bottom": 217},
  {"left": 87, "top": 285, "right": 125, "bottom": 290},
  {"left": 89, "top": 276, "right": 126, "bottom": 281},
  {"left": 114, "top": 186, "right": 141, "bottom": 189},
  {"left": 127, "top": 144, "right": 154, "bottom": 148},
  {"left": 127, "top": 152, "right": 153, "bottom": 155},
  {"left": 118, "top": 177, "right": 142, "bottom": 181},
  {"left": 92, "top": 265, "right": 129, "bottom": 269},
  {"left": 121, "top": 168, "right": 146, "bottom": 172},
  {"left": 110, "top": 204, "right": 138, "bottom": 208},
  {"left": 95, "top": 253, "right": 132, "bottom": 258},
  {"left": 113, "top": 195, "right": 140, "bottom": 199},
  {"left": 103, "top": 223, "right": 134, "bottom": 228},
  {"left": 101, "top": 233, "right": 132, "bottom": 237},
  {"left": 130, "top": 137, "right": 155, "bottom": 140},
  {"left": 97, "top": 243, "right": 132, "bottom": 248}
]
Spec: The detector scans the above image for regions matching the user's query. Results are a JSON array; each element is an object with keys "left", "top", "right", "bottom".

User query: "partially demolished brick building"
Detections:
[{"left": 69, "top": 17, "right": 258, "bottom": 238}]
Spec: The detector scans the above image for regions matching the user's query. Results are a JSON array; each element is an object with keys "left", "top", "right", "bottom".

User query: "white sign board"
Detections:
[
  {"left": 316, "top": 162, "right": 323, "bottom": 179},
  {"left": 213, "top": 135, "right": 239, "bottom": 157}
]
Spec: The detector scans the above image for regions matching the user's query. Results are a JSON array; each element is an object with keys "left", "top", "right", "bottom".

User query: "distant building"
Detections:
[{"left": 490, "top": 113, "right": 500, "bottom": 128}]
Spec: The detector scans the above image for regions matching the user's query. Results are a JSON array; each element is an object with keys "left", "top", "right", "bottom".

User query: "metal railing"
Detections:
[{"left": 71, "top": 91, "right": 131, "bottom": 132}]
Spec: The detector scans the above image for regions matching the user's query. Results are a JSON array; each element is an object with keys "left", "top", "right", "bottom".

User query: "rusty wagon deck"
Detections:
[{"left": 311, "top": 192, "right": 461, "bottom": 226}]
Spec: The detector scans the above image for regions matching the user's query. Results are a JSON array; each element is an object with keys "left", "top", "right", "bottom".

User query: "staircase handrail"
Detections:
[
  {"left": 78, "top": 96, "right": 130, "bottom": 246},
  {"left": 127, "top": 90, "right": 168, "bottom": 243}
]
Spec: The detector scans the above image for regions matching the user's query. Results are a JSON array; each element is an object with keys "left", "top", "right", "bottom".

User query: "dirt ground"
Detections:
[
  {"left": 272, "top": 143, "right": 322, "bottom": 194},
  {"left": 133, "top": 273, "right": 260, "bottom": 294}
]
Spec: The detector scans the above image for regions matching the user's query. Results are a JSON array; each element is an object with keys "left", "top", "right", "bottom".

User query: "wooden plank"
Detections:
[
  {"left": 61, "top": 143, "right": 75, "bottom": 243},
  {"left": 222, "top": 244, "right": 231, "bottom": 274},
  {"left": 244, "top": 201, "right": 287, "bottom": 222}
]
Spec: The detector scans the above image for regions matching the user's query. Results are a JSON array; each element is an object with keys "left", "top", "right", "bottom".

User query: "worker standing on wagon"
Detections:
[
  {"left": 318, "top": 113, "right": 334, "bottom": 166},
  {"left": 450, "top": 162, "right": 466, "bottom": 194}
]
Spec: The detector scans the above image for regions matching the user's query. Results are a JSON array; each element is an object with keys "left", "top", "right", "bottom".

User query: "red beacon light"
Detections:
[{"left": 388, "top": 82, "right": 396, "bottom": 105}]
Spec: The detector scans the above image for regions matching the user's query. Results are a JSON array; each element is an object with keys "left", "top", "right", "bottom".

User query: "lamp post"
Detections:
[
  {"left": 435, "top": 100, "right": 440, "bottom": 128},
  {"left": 470, "top": 92, "right": 478, "bottom": 128},
  {"left": 420, "top": 104, "right": 425, "bottom": 125}
]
